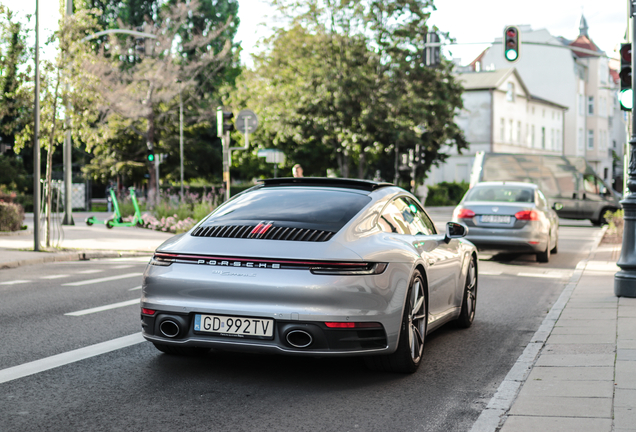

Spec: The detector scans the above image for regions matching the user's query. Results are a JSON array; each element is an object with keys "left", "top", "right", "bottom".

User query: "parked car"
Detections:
[
  {"left": 469, "top": 152, "right": 621, "bottom": 225},
  {"left": 141, "top": 177, "right": 478, "bottom": 374},
  {"left": 452, "top": 181, "right": 559, "bottom": 263}
]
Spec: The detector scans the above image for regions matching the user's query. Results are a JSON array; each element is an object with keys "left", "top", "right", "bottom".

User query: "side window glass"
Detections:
[
  {"left": 378, "top": 200, "right": 410, "bottom": 235},
  {"left": 537, "top": 190, "right": 548, "bottom": 208},
  {"left": 402, "top": 198, "right": 437, "bottom": 236},
  {"left": 583, "top": 174, "right": 599, "bottom": 195}
]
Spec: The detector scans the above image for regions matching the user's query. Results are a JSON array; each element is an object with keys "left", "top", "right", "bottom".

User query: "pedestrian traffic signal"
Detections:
[
  {"left": 217, "top": 107, "right": 234, "bottom": 137},
  {"left": 147, "top": 153, "right": 155, "bottom": 162},
  {"left": 620, "top": 43, "right": 632, "bottom": 111},
  {"left": 503, "top": 26, "right": 520, "bottom": 62}
]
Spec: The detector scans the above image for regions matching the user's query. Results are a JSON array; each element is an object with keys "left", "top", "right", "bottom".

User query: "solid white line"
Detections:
[
  {"left": 479, "top": 271, "right": 502, "bottom": 276},
  {"left": 0, "top": 280, "right": 31, "bottom": 285},
  {"left": 40, "top": 274, "right": 69, "bottom": 280},
  {"left": 111, "top": 265, "right": 134, "bottom": 269},
  {"left": 65, "top": 299, "right": 140, "bottom": 316},
  {"left": 128, "top": 285, "right": 142, "bottom": 291},
  {"left": 62, "top": 273, "right": 142, "bottom": 286},
  {"left": 0, "top": 333, "right": 145, "bottom": 385},
  {"left": 517, "top": 272, "right": 567, "bottom": 279},
  {"left": 76, "top": 269, "right": 104, "bottom": 274}
]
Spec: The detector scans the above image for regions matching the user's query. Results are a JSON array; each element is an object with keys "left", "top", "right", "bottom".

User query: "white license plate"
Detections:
[
  {"left": 481, "top": 215, "right": 511, "bottom": 224},
  {"left": 194, "top": 314, "right": 274, "bottom": 338}
]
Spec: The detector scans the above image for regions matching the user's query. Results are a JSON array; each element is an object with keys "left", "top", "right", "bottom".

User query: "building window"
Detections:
[
  {"left": 578, "top": 128, "right": 584, "bottom": 151},
  {"left": 506, "top": 82, "right": 515, "bottom": 102},
  {"left": 588, "top": 96, "right": 594, "bottom": 115},
  {"left": 509, "top": 119, "right": 514, "bottom": 142},
  {"left": 541, "top": 127, "right": 546, "bottom": 149},
  {"left": 588, "top": 129, "right": 594, "bottom": 150},
  {"left": 614, "top": 140, "right": 617, "bottom": 149},
  {"left": 579, "top": 95, "right": 584, "bottom": 115},
  {"left": 500, "top": 118, "right": 505, "bottom": 141},
  {"left": 604, "top": 167, "right": 609, "bottom": 180},
  {"left": 551, "top": 129, "right": 555, "bottom": 150},
  {"left": 531, "top": 125, "right": 535, "bottom": 147},
  {"left": 517, "top": 121, "right": 521, "bottom": 143}
]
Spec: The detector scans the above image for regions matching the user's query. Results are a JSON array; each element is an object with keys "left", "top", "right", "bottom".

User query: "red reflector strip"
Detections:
[
  {"left": 324, "top": 322, "right": 382, "bottom": 329},
  {"left": 250, "top": 223, "right": 272, "bottom": 235},
  {"left": 141, "top": 308, "right": 156, "bottom": 315}
]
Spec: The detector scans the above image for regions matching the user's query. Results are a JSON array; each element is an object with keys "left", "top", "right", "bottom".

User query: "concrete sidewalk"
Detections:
[
  {"left": 472, "top": 230, "right": 633, "bottom": 432},
  {"left": 0, "top": 211, "right": 172, "bottom": 268}
]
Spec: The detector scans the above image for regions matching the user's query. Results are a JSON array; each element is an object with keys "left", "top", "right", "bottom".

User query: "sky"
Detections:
[{"left": 5, "top": 0, "right": 629, "bottom": 65}]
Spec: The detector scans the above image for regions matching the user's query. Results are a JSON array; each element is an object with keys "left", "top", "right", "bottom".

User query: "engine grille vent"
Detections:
[{"left": 191, "top": 225, "right": 334, "bottom": 242}]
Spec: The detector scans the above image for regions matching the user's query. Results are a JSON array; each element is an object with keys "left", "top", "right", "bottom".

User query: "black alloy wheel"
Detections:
[
  {"left": 364, "top": 270, "right": 427, "bottom": 374},
  {"left": 456, "top": 256, "right": 477, "bottom": 328}
]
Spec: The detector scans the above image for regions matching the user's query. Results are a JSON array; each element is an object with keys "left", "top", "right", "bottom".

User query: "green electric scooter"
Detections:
[{"left": 85, "top": 187, "right": 144, "bottom": 229}]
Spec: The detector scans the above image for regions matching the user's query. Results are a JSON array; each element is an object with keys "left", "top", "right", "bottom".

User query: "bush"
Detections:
[
  {"left": 0, "top": 202, "right": 25, "bottom": 232},
  {"left": 425, "top": 181, "right": 469, "bottom": 207},
  {"left": 605, "top": 209, "right": 624, "bottom": 236}
]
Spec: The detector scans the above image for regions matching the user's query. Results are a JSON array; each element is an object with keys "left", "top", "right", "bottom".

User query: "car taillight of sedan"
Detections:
[
  {"left": 454, "top": 208, "right": 475, "bottom": 219},
  {"left": 514, "top": 210, "right": 542, "bottom": 221}
]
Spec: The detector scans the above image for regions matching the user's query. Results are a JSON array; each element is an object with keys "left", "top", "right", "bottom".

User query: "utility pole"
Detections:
[
  {"left": 33, "top": 0, "right": 41, "bottom": 251},
  {"left": 63, "top": 0, "right": 74, "bottom": 225},
  {"left": 179, "top": 86, "right": 184, "bottom": 201},
  {"left": 616, "top": 1, "right": 636, "bottom": 297}
]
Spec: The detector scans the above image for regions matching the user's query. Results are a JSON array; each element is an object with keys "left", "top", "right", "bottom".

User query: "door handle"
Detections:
[{"left": 428, "top": 258, "right": 435, "bottom": 266}]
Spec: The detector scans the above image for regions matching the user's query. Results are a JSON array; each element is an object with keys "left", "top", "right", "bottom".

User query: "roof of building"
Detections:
[{"left": 457, "top": 68, "right": 568, "bottom": 110}]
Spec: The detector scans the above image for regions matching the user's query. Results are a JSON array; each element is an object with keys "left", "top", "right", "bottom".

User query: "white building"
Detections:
[
  {"left": 426, "top": 68, "right": 567, "bottom": 185},
  {"left": 468, "top": 17, "right": 621, "bottom": 186}
]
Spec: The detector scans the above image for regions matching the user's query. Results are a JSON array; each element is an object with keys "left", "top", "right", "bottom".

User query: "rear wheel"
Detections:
[
  {"left": 152, "top": 343, "right": 210, "bottom": 356},
  {"left": 456, "top": 256, "right": 477, "bottom": 329},
  {"left": 592, "top": 208, "right": 611, "bottom": 226},
  {"left": 106, "top": 219, "right": 114, "bottom": 229},
  {"left": 551, "top": 231, "right": 559, "bottom": 254},
  {"left": 536, "top": 234, "right": 551, "bottom": 263},
  {"left": 364, "top": 270, "right": 427, "bottom": 374}
]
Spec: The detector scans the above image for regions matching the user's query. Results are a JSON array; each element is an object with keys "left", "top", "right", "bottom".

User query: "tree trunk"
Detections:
[{"left": 45, "top": 68, "right": 61, "bottom": 248}]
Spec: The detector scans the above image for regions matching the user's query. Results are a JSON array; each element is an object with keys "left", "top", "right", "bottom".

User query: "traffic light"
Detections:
[
  {"left": 620, "top": 43, "right": 632, "bottom": 111},
  {"left": 217, "top": 107, "right": 234, "bottom": 137},
  {"left": 424, "top": 32, "right": 440, "bottom": 67},
  {"left": 147, "top": 153, "right": 155, "bottom": 162},
  {"left": 503, "top": 26, "right": 520, "bottom": 62}
]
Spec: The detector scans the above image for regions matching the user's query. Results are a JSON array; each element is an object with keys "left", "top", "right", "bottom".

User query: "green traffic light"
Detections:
[
  {"left": 148, "top": 154, "right": 155, "bottom": 162},
  {"left": 505, "top": 49, "right": 518, "bottom": 61},
  {"left": 620, "top": 89, "right": 633, "bottom": 110}
]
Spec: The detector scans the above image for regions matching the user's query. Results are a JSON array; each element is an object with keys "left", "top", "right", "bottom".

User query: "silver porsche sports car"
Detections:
[{"left": 141, "top": 178, "right": 478, "bottom": 373}]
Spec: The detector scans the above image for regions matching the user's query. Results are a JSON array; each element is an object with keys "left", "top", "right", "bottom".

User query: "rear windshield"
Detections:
[
  {"left": 465, "top": 186, "right": 535, "bottom": 203},
  {"left": 204, "top": 188, "right": 372, "bottom": 232}
]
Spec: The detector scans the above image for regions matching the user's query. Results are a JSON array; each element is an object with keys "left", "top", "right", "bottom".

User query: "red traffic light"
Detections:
[
  {"left": 506, "top": 28, "right": 516, "bottom": 38},
  {"left": 621, "top": 44, "right": 632, "bottom": 63}
]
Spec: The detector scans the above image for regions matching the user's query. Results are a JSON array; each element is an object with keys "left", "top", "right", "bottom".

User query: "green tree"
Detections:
[{"left": 231, "top": 0, "right": 467, "bottom": 183}]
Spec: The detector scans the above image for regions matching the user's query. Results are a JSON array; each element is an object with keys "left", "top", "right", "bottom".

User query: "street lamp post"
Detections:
[
  {"left": 33, "top": 0, "right": 41, "bottom": 251},
  {"left": 63, "top": 0, "right": 74, "bottom": 226},
  {"left": 615, "top": 2, "right": 636, "bottom": 297},
  {"left": 179, "top": 84, "right": 184, "bottom": 201}
]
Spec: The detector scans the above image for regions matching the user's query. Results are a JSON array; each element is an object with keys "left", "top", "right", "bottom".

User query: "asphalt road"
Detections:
[{"left": 0, "top": 215, "right": 602, "bottom": 432}]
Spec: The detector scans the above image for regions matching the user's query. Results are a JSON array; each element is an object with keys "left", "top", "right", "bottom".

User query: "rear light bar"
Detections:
[
  {"left": 324, "top": 322, "right": 383, "bottom": 329},
  {"left": 141, "top": 308, "right": 156, "bottom": 315},
  {"left": 455, "top": 208, "right": 475, "bottom": 219},
  {"left": 309, "top": 262, "right": 387, "bottom": 275},
  {"left": 515, "top": 210, "right": 541, "bottom": 221}
]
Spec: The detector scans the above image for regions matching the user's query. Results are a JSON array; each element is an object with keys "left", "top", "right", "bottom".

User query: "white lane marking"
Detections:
[
  {"left": 517, "top": 272, "right": 569, "bottom": 279},
  {"left": 479, "top": 271, "right": 502, "bottom": 276},
  {"left": 103, "top": 257, "right": 151, "bottom": 263},
  {"left": 0, "top": 280, "right": 31, "bottom": 285},
  {"left": 40, "top": 274, "right": 70, "bottom": 280},
  {"left": 0, "top": 333, "right": 145, "bottom": 385},
  {"left": 111, "top": 265, "right": 134, "bottom": 269},
  {"left": 129, "top": 285, "right": 142, "bottom": 291},
  {"left": 77, "top": 269, "right": 104, "bottom": 274},
  {"left": 62, "top": 273, "right": 142, "bottom": 287},
  {"left": 65, "top": 299, "right": 140, "bottom": 316}
]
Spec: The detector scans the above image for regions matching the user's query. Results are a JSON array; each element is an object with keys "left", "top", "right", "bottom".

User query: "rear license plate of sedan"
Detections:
[
  {"left": 194, "top": 314, "right": 274, "bottom": 338},
  {"left": 481, "top": 215, "right": 511, "bottom": 224}
]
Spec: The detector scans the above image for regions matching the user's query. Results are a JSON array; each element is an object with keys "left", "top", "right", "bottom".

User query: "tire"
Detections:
[
  {"left": 536, "top": 235, "right": 551, "bottom": 263},
  {"left": 364, "top": 270, "right": 427, "bottom": 374},
  {"left": 592, "top": 208, "right": 611, "bottom": 227},
  {"left": 456, "top": 256, "right": 477, "bottom": 329},
  {"left": 551, "top": 232, "right": 559, "bottom": 254},
  {"left": 152, "top": 343, "right": 210, "bottom": 356},
  {"left": 85, "top": 219, "right": 93, "bottom": 226},
  {"left": 106, "top": 219, "right": 114, "bottom": 229}
]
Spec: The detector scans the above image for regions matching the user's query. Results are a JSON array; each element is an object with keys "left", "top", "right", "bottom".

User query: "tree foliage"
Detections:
[{"left": 231, "top": 0, "right": 467, "bottom": 183}]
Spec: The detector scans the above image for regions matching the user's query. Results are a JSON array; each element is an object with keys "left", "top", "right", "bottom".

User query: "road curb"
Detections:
[
  {"left": 0, "top": 250, "right": 152, "bottom": 270},
  {"left": 469, "top": 225, "right": 609, "bottom": 432}
]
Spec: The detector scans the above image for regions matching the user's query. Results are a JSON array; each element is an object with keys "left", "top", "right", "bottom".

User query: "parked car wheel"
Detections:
[
  {"left": 364, "top": 270, "right": 427, "bottom": 374},
  {"left": 536, "top": 234, "right": 551, "bottom": 263},
  {"left": 551, "top": 232, "right": 559, "bottom": 254},
  {"left": 456, "top": 256, "right": 477, "bottom": 329}
]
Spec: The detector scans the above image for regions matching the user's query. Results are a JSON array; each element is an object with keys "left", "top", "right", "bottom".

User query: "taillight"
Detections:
[
  {"left": 455, "top": 208, "right": 475, "bottom": 219},
  {"left": 141, "top": 308, "right": 156, "bottom": 315},
  {"left": 515, "top": 210, "right": 541, "bottom": 221},
  {"left": 310, "top": 262, "right": 387, "bottom": 275},
  {"left": 324, "top": 322, "right": 383, "bottom": 329}
]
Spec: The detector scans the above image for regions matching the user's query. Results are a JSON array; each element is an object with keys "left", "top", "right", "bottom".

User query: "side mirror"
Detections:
[
  {"left": 444, "top": 222, "right": 467, "bottom": 243},
  {"left": 552, "top": 202, "right": 563, "bottom": 211}
]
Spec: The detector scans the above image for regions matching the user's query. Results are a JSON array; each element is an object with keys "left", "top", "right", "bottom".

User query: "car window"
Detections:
[
  {"left": 583, "top": 174, "right": 600, "bottom": 195},
  {"left": 404, "top": 198, "right": 437, "bottom": 235},
  {"left": 378, "top": 199, "right": 411, "bottom": 235},
  {"left": 537, "top": 190, "right": 548, "bottom": 208},
  {"left": 465, "top": 186, "right": 535, "bottom": 203}
]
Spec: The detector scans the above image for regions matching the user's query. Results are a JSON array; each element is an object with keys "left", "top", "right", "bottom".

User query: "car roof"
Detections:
[
  {"left": 474, "top": 181, "right": 538, "bottom": 189},
  {"left": 259, "top": 177, "right": 394, "bottom": 192}
]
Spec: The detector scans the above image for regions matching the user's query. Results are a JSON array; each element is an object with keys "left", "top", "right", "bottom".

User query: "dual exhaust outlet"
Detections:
[{"left": 160, "top": 318, "right": 313, "bottom": 349}]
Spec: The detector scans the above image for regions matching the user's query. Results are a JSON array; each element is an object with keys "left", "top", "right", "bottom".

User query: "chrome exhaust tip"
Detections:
[
  {"left": 286, "top": 330, "right": 313, "bottom": 348},
  {"left": 159, "top": 320, "right": 181, "bottom": 338}
]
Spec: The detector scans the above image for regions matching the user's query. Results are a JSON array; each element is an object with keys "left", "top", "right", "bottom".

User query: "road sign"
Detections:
[{"left": 236, "top": 109, "right": 258, "bottom": 135}]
